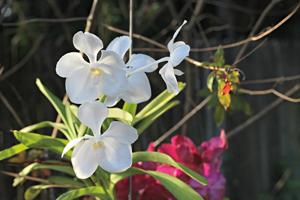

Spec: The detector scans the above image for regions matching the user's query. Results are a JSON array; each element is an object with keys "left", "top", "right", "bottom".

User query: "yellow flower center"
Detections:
[
  {"left": 90, "top": 68, "right": 102, "bottom": 76},
  {"left": 93, "top": 141, "right": 104, "bottom": 150}
]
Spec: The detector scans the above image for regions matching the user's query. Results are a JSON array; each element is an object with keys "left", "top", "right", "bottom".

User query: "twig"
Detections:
[
  {"left": 239, "top": 87, "right": 300, "bottom": 103},
  {"left": 185, "top": 0, "right": 204, "bottom": 30},
  {"left": 227, "top": 84, "right": 300, "bottom": 138},
  {"left": 234, "top": 0, "right": 282, "bottom": 63},
  {"left": 271, "top": 169, "right": 292, "bottom": 195},
  {"left": 233, "top": 38, "right": 268, "bottom": 65},
  {"left": 0, "top": 91, "right": 24, "bottom": 127},
  {"left": 1, "top": 170, "right": 49, "bottom": 184},
  {"left": 241, "top": 74, "right": 300, "bottom": 85},
  {"left": 51, "top": 0, "right": 99, "bottom": 138},
  {"left": 104, "top": 24, "right": 165, "bottom": 48},
  {"left": 1, "top": 170, "right": 75, "bottom": 188},
  {"left": 1, "top": 17, "right": 87, "bottom": 27},
  {"left": 84, "top": 0, "right": 99, "bottom": 32},
  {"left": 104, "top": 24, "right": 223, "bottom": 71},
  {"left": 153, "top": 96, "right": 212, "bottom": 147},
  {"left": 129, "top": 0, "right": 133, "bottom": 57},
  {"left": 131, "top": 1, "right": 300, "bottom": 53},
  {"left": 0, "top": 35, "right": 44, "bottom": 82},
  {"left": 51, "top": 95, "right": 68, "bottom": 138},
  {"left": 47, "top": 0, "right": 73, "bottom": 42}
]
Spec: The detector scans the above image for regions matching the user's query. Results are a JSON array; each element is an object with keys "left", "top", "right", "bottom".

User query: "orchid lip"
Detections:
[
  {"left": 90, "top": 67, "right": 103, "bottom": 76},
  {"left": 93, "top": 140, "right": 105, "bottom": 150}
]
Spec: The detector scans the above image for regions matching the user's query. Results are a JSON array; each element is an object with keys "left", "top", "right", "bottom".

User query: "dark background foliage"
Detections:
[{"left": 0, "top": 0, "right": 300, "bottom": 199}]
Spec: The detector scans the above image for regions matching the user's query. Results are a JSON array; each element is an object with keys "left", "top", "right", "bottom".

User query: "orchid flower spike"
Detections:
[
  {"left": 104, "top": 36, "right": 159, "bottom": 106},
  {"left": 56, "top": 31, "right": 128, "bottom": 104},
  {"left": 61, "top": 101, "right": 138, "bottom": 179},
  {"left": 159, "top": 20, "right": 190, "bottom": 94}
]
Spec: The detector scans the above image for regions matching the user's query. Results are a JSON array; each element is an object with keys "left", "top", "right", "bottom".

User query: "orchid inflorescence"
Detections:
[{"left": 57, "top": 21, "right": 190, "bottom": 179}]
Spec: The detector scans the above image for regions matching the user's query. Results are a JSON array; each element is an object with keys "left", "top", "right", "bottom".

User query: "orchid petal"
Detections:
[
  {"left": 61, "top": 137, "right": 83, "bottom": 158},
  {"left": 167, "top": 20, "right": 187, "bottom": 51},
  {"left": 174, "top": 69, "right": 184, "bottom": 76},
  {"left": 97, "top": 137, "right": 132, "bottom": 172},
  {"left": 102, "top": 121, "right": 138, "bottom": 144},
  {"left": 71, "top": 139, "right": 98, "bottom": 179},
  {"left": 104, "top": 96, "right": 120, "bottom": 107},
  {"left": 73, "top": 31, "right": 103, "bottom": 63},
  {"left": 126, "top": 54, "right": 158, "bottom": 73},
  {"left": 78, "top": 101, "right": 108, "bottom": 135},
  {"left": 106, "top": 36, "right": 131, "bottom": 58},
  {"left": 121, "top": 72, "right": 151, "bottom": 104},
  {"left": 159, "top": 63, "right": 179, "bottom": 94},
  {"left": 169, "top": 44, "right": 190, "bottom": 66},
  {"left": 98, "top": 50, "right": 126, "bottom": 69},
  {"left": 56, "top": 52, "right": 88, "bottom": 78},
  {"left": 98, "top": 66, "right": 128, "bottom": 98},
  {"left": 66, "top": 67, "right": 101, "bottom": 104}
]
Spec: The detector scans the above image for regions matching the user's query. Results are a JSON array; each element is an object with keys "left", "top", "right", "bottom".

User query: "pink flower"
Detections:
[
  {"left": 116, "top": 130, "right": 227, "bottom": 200},
  {"left": 200, "top": 130, "right": 227, "bottom": 176},
  {"left": 158, "top": 135, "right": 202, "bottom": 173}
]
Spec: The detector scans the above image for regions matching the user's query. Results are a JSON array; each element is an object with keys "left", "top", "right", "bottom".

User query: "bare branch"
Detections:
[
  {"left": 104, "top": 24, "right": 224, "bottom": 71},
  {"left": 0, "top": 35, "right": 44, "bottom": 82},
  {"left": 241, "top": 74, "right": 300, "bottom": 85},
  {"left": 132, "top": 1, "right": 300, "bottom": 53},
  {"left": 153, "top": 96, "right": 212, "bottom": 147},
  {"left": 0, "top": 91, "right": 24, "bottom": 127},
  {"left": 2, "top": 17, "right": 87, "bottom": 27},
  {"left": 227, "top": 84, "right": 300, "bottom": 138},
  {"left": 239, "top": 87, "right": 300, "bottom": 103},
  {"left": 234, "top": 0, "right": 283, "bottom": 62}
]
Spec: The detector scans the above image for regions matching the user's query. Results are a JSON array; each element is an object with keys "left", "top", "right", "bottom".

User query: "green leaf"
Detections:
[
  {"left": 135, "top": 82, "right": 185, "bottom": 123},
  {"left": 13, "top": 131, "right": 70, "bottom": 158},
  {"left": 122, "top": 102, "right": 137, "bottom": 117},
  {"left": 20, "top": 121, "right": 68, "bottom": 136},
  {"left": 0, "top": 143, "right": 28, "bottom": 161},
  {"left": 214, "top": 104, "right": 225, "bottom": 126},
  {"left": 242, "top": 100, "right": 252, "bottom": 116},
  {"left": 136, "top": 100, "right": 180, "bottom": 134},
  {"left": 218, "top": 93, "right": 231, "bottom": 110},
  {"left": 36, "top": 79, "right": 67, "bottom": 125},
  {"left": 13, "top": 162, "right": 75, "bottom": 186},
  {"left": 56, "top": 186, "right": 107, "bottom": 200},
  {"left": 48, "top": 176, "right": 84, "bottom": 187},
  {"left": 132, "top": 152, "right": 207, "bottom": 185},
  {"left": 36, "top": 79, "right": 74, "bottom": 139},
  {"left": 24, "top": 185, "right": 54, "bottom": 200},
  {"left": 112, "top": 168, "right": 204, "bottom": 200},
  {"left": 108, "top": 108, "right": 133, "bottom": 124},
  {"left": 65, "top": 103, "right": 77, "bottom": 138},
  {"left": 207, "top": 72, "right": 215, "bottom": 92},
  {"left": 214, "top": 47, "right": 225, "bottom": 67},
  {"left": 228, "top": 70, "right": 240, "bottom": 83}
]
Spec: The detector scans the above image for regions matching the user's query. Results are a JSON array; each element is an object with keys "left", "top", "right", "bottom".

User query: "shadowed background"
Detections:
[{"left": 1, "top": 0, "right": 300, "bottom": 199}]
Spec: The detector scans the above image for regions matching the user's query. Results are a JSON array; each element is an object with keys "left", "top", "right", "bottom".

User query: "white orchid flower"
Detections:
[
  {"left": 61, "top": 101, "right": 138, "bottom": 179},
  {"left": 103, "top": 36, "right": 159, "bottom": 106},
  {"left": 159, "top": 20, "right": 190, "bottom": 94},
  {"left": 56, "top": 31, "right": 128, "bottom": 104}
]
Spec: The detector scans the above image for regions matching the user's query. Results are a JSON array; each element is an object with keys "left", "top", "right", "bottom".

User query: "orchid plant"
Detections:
[{"left": 0, "top": 20, "right": 228, "bottom": 200}]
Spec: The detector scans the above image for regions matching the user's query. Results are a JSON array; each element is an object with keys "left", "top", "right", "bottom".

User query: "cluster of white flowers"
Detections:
[{"left": 56, "top": 21, "right": 190, "bottom": 179}]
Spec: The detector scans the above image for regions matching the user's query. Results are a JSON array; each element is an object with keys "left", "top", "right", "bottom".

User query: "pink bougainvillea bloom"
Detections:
[{"left": 116, "top": 130, "right": 227, "bottom": 200}]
